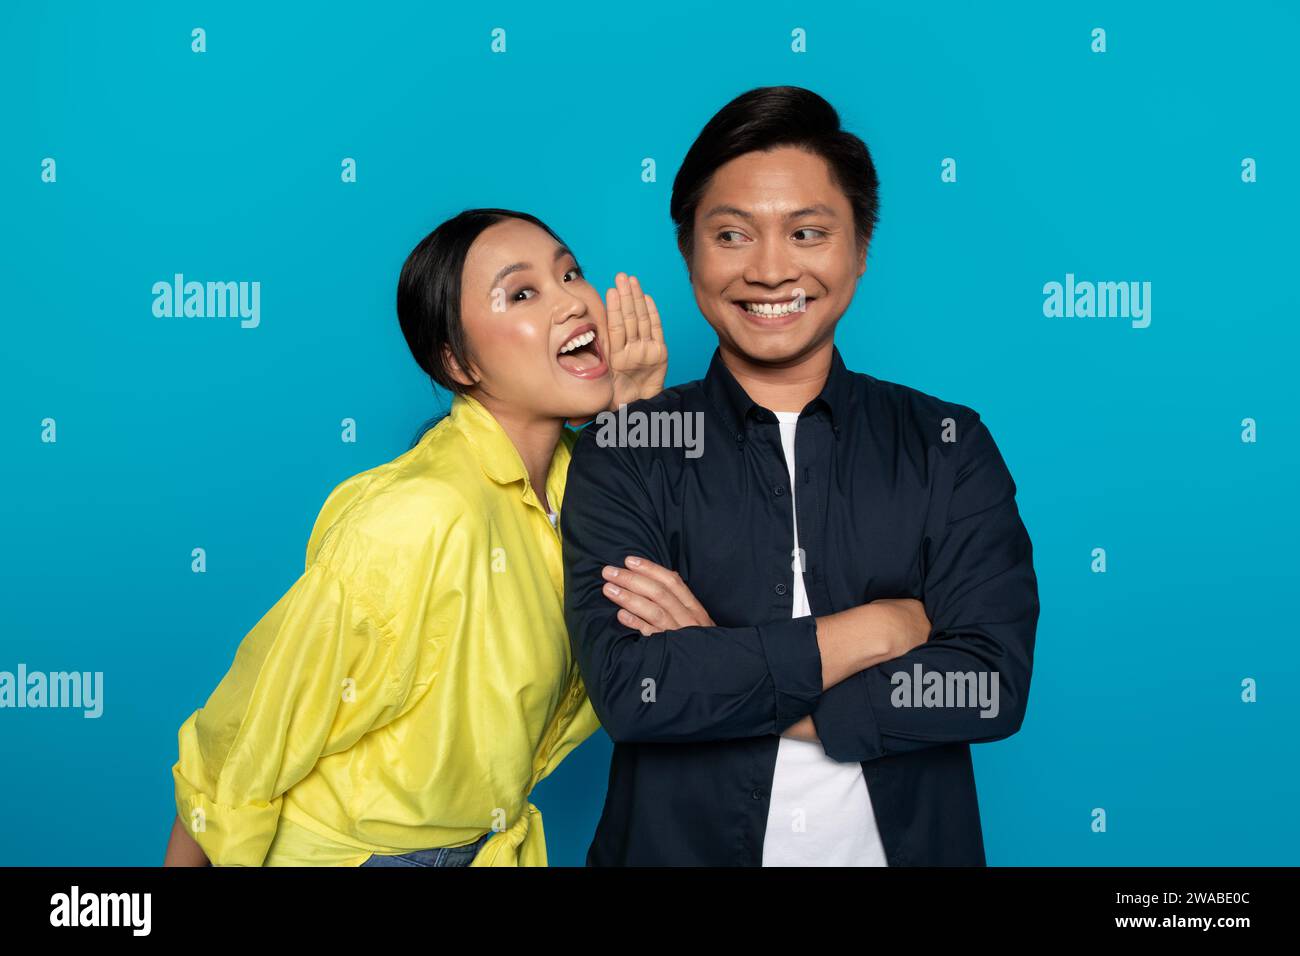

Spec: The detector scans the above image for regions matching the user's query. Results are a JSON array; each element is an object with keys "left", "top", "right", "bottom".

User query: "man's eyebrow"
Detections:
[
  {"left": 785, "top": 204, "right": 838, "bottom": 219},
  {"left": 490, "top": 246, "right": 576, "bottom": 291},
  {"left": 701, "top": 204, "right": 755, "bottom": 222},
  {"left": 700, "top": 203, "right": 839, "bottom": 221}
]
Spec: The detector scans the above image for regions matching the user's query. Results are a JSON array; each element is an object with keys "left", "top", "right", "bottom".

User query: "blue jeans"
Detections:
[{"left": 359, "top": 831, "right": 493, "bottom": 867}]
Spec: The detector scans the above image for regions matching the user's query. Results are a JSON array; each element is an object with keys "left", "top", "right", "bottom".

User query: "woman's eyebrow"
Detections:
[
  {"left": 490, "top": 246, "right": 576, "bottom": 290},
  {"left": 490, "top": 261, "right": 530, "bottom": 288},
  {"left": 488, "top": 247, "right": 577, "bottom": 291}
]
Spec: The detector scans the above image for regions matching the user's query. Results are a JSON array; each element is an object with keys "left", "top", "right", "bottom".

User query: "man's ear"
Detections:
[
  {"left": 855, "top": 238, "right": 869, "bottom": 278},
  {"left": 677, "top": 236, "right": 694, "bottom": 282},
  {"left": 443, "top": 346, "right": 479, "bottom": 388}
]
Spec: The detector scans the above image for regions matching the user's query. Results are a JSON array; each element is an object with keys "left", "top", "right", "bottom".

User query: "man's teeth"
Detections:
[
  {"left": 742, "top": 301, "right": 803, "bottom": 316},
  {"left": 559, "top": 330, "right": 596, "bottom": 354}
]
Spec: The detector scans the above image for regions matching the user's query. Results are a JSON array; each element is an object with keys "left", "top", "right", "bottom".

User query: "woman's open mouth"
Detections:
[
  {"left": 556, "top": 323, "right": 608, "bottom": 379},
  {"left": 731, "top": 297, "right": 816, "bottom": 327}
]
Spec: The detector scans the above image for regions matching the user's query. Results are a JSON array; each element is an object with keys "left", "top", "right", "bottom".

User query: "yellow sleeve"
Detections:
[
  {"left": 172, "top": 559, "right": 402, "bottom": 866},
  {"left": 530, "top": 663, "right": 601, "bottom": 790}
]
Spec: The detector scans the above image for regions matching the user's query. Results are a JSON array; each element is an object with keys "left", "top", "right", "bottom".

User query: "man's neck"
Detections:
[{"left": 720, "top": 340, "right": 835, "bottom": 413}]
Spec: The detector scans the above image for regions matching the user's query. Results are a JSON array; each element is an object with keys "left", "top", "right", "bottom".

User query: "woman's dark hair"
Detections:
[
  {"left": 398, "top": 208, "right": 567, "bottom": 447},
  {"left": 669, "top": 86, "right": 880, "bottom": 265}
]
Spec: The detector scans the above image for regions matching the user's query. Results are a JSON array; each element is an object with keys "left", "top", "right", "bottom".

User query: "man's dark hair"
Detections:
[{"left": 669, "top": 86, "right": 880, "bottom": 265}]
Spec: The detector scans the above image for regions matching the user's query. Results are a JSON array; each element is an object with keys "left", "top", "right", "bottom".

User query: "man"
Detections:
[{"left": 561, "top": 86, "right": 1039, "bottom": 866}]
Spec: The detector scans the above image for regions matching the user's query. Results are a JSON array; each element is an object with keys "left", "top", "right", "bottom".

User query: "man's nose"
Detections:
[{"left": 745, "top": 238, "right": 798, "bottom": 288}]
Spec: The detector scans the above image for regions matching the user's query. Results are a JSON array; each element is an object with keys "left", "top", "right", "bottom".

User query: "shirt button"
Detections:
[
  {"left": 773, "top": 485, "right": 784, "bottom": 497},
  {"left": 774, "top": 583, "right": 788, "bottom": 596},
  {"left": 751, "top": 788, "right": 765, "bottom": 800}
]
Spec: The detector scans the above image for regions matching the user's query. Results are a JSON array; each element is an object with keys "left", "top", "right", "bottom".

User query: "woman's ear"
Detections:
[{"left": 442, "top": 345, "right": 479, "bottom": 388}]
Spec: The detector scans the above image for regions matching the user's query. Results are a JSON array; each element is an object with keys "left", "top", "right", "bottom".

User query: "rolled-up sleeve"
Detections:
[
  {"left": 172, "top": 560, "right": 402, "bottom": 866},
  {"left": 562, "top": 428, "right": 824, "bottom": 744},
  {"left": 812, "top": 413, "right": 1039, "bottom": 763}
]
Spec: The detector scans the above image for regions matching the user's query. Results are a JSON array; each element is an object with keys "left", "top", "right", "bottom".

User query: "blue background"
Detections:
[{"left": 2, "top": 0, "right": 1296, "bottom": 865}]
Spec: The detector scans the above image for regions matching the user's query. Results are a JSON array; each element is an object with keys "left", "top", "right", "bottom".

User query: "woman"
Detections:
[{"left": 163, "top": 208, "right": 666, "bottom": 867}]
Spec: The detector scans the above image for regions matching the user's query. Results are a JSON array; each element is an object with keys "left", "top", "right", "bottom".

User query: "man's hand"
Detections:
[
  {"left": 861, "top": 598, "right": 932, "bottom": 661},
  {"left": 600, "top": 556, "right": 714, "bottom": 634},
  {"left": 782, "top": 715, "right": 819, "bottom": 742},
  {"left": 783, "top": 598, "right": 932, "bottom": 743},
  {"left": 813, "top": 598, "right": 931, "bottom": 690}
]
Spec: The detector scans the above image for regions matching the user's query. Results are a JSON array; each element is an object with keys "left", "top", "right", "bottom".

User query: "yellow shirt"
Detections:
[{"left": 172, "top": 392, "right": 600, "bottom": 866}]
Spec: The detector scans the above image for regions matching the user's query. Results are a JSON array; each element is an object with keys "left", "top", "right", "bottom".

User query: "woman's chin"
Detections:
[{"left": 559, "top": 382, "right": 614, "bottom": 421}]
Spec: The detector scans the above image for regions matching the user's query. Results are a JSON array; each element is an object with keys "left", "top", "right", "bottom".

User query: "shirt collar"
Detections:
[
  {"left": 450, "top": 392, "right": 528, "bottom": 485},
  {"left": 701, "top": 345, "right": 853, "bottom": 437},
  {"left": 448, "top": 392, "right": 574, "bottom": 507}
]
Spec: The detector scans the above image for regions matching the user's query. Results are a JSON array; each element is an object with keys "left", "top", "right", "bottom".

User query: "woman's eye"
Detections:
[
  {"left": 563, "top": 267, "right": 582, "bottom": 282},
  {"left": 512, "top": 288, "right": 536, "bottom": 302}
]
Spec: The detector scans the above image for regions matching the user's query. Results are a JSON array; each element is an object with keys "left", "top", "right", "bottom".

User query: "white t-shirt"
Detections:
[{"left": 761, "top": 410, "right": 889, "bottom": 867}]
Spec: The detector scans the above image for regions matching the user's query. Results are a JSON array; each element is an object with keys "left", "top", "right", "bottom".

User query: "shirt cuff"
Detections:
[
  {"left": 755, "top": 616, "right": 824, "bottom": 730},
  {"left": 173, "top": 764, "right": 281, "bottom": 867},
  {"left": 810, "top": 671, "right": 886, "bottom": 762}
]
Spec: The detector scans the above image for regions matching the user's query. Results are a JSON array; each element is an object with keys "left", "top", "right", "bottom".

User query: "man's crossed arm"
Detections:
[
  {"left": 597, "top": 555, "right": 929, "bottom": 743},
  {"left": 560, "top": 413, "right": 1039, "bottom": 762}
]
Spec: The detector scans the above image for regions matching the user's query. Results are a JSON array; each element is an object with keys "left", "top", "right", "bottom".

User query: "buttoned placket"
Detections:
[
  {"left": 729, "top": 406, "right": 806, "bottom": 855},
  {"left": 792, "top": 407, "right": 839, "bottom": 616},
  {"left": 519, "top": 459, "right": 586, "bottom": 790}
]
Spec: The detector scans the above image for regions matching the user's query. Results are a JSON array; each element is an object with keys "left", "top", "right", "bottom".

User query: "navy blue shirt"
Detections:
[{"left": 561, "top": 347, "right": 1039, "bottom": 865}]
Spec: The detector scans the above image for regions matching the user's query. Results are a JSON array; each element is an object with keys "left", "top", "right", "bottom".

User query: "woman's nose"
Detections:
[{"left": 554, "top": 292, "right": 587, "bottom": 322}]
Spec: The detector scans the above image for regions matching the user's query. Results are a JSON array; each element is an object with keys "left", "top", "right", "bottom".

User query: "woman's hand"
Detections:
[
  {"left": 600, "top": 555, "right": 714, "bottom": 635},
  {"left": 565, "top": 273, "right": 666, "bottom": 429},
  {"left": 604, "top": 273, "right": 666, "bottom": 408}
]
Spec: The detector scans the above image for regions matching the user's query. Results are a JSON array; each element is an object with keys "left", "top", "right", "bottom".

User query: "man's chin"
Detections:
[{"left": 723, "top": 329, "right": 830, "bottom": 368}]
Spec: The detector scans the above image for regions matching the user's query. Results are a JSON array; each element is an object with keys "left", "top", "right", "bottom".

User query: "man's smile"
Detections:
[{"left": 730, "top": 296, "right": 817, "bottom": 327}]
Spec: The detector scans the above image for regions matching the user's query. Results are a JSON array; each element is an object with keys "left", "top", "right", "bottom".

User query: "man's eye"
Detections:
[
  {"left": 792, "top": 228, "right": 827, "bottom": 241},
  {"left": 718, "top": 230, "right": 747, "bottom": 243},
  {"left": 512, "top": 288, "right": 536, "bottom": 302}
]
